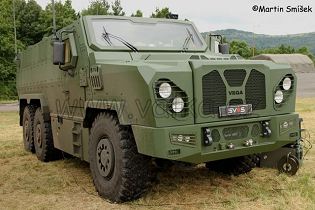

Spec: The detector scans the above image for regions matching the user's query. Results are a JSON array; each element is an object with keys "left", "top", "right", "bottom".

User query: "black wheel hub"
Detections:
[
  {"left": 35, "top": 124, "right": 42, "bottom": 148},
  {"left": 96, "top": 138, "right": 115, "bottom": 178}
]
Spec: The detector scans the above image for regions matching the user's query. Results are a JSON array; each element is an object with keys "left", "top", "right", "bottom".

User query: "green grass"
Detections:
[{"left": 0, "top": 98, "right": 315, "bottom": 209}]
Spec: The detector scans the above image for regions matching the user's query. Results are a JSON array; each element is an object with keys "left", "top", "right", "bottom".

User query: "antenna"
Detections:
[
  {"left": 52, "top": 0, "right": 57, "bottom": 40},
  {"left": 12, "top": 0, "right": 17, "bottom": 55},
  {"left": 252, "top": 32, "right": 255, "bottom": 57}
]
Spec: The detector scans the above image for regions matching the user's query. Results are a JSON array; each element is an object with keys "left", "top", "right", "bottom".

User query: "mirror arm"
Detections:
[
  {"left": 58, "top": 64, "right": 63, "bottom": 71},
  {"left": 209, "top": 34, "right": 224, "bottom": 44},
  {"left": 58, "top": 29, "right": 75, "bottom": 41}
]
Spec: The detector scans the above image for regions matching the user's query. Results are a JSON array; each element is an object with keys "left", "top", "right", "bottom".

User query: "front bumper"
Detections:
[{"left": 132, "top": 113, "right": 301, "bottom": 164}]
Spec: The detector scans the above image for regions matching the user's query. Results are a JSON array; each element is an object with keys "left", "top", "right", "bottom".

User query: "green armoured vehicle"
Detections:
[{"left": 16, "top": 16, "right": 303, "bottom": 202}]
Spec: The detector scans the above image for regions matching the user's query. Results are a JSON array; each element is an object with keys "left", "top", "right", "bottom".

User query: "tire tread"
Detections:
[
  {"left": 22, "top": 105, "right": 36, "bottom": 152},
  {"left": 89, "top": 112, "right": 153, "bottom": 203}
]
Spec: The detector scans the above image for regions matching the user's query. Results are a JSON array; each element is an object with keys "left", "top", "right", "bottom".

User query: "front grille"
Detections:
[
  {"left": 245, "top": 70, "right": 266, "bottom": 110},
  {"left": 202, "top": 69, "right": 266, "bottom": 116},
  {"left": 202, "top": 71, "right": 226, "bottom": 115},
  {"left": 224, "top": 69, "right": 246, "bottom": 87},
  {"left": 229, "top": 99, "right": 243, "bottom": 105}
]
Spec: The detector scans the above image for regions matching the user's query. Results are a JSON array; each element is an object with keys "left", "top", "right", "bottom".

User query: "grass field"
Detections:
[{"left": 0, "top": 98, "right": 315, "bottom": 210}]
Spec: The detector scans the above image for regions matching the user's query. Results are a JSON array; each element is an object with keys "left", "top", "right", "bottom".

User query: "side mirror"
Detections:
[
  {"left": 219, "top": 43, "right": 230, "bottom": 54},
  {"left": 53, "top": 41, "right": 65, "bottom": 65}
]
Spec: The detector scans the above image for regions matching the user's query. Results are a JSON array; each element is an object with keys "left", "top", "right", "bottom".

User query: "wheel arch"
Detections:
[
  {"left": 19, "top": 94, "right": 50, "bottom": 126},
  {"left": 83, "top": 100, "right": 130, "bottom": 128}
]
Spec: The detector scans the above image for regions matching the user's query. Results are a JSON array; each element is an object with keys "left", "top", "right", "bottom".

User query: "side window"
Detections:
[
  {"left": 60, "top": 33, "right": 78, "bottom": 71},
  {"left": 214, "top": 41, "right": 220, "bottom": 54}
]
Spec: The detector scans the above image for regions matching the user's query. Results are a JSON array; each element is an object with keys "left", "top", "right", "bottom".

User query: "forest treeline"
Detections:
[{"left": 0, "top": 0, "right": 313, "bottom": 99}]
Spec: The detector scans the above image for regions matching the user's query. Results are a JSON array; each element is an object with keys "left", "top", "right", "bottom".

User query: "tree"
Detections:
[
  {"left": 278, "top": 44, "right": 295, "bottom": 54},
  {"left": 229, "top": 40, "right": 252, "bottom": 58},
  {"left": 16, "top": 0, "right": 43, "bottom": 45},
  {"left": 39, "top": 0, "right": 76, "bottom": 36},
  {"left": 111, "top": 0, "right": 125, "bottom": 16},
  {"left": 0, "top": 0, "right": 24, "bottom": 99},
  {"left": 297, "top": 47, "right": 315, "bottom": 62},
  {"left": 81, "top": 0, "right": 110, "bottom": 16},
  {"left": 131, "top": 10, "right": 143, "bottom": 17},
  {"left": 0, "top": 0, "right": 23, "bottom": 81},
  {"left": 151, "top": 7, "right": 171, "bottom": 18}
]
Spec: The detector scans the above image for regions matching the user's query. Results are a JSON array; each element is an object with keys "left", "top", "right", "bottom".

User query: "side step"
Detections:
[{"left": 72, "top": 122, "right": 82, "bottom": 158}]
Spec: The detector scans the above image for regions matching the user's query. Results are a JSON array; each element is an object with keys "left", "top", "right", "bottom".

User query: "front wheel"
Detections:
[{"left": 89, "top": 113, "right": 153, "bottom": 203}]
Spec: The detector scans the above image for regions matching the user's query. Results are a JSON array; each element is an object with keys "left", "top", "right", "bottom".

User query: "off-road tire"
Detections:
[
  {"left": 22, "top": 105, "right": 36, "bottom": 152},
  {"left": 89, "top": 112, "right": 152, "bottom": 203},
  {"left": 33, "top": 108, "right": 56, "bottom": 162},
  {"left": 206, "top": 155, "right": 259, "bottom": 176}
]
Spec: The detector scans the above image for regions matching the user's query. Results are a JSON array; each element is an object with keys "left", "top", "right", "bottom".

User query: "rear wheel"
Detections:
[
  {"left": 89, "top": 112, "right": 153, "bottom": 203},
  {"left": 22, "top": 105, "right": 36, "bottom": 153},
  {"left": 206, "top": 155, "right": 259, "bottom": 176},
  {"left": 33, "top": 108, "right": 57, "bottom": 162}
]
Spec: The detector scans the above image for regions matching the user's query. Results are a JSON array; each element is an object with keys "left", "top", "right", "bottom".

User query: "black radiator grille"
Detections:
[
  {"left": 229, "top": 99, "right": 243, "bottom": 105},
  {"left": 202, "top": 71, "right": 226, "bottom": 115},
  {"left": 202, "top": 69, "right": 266, "bottom": 116},
  {"left": 245, "top": 69, "right": 266, "bottom": 110},
  {"left": 224, "top": 69, "right": 246, "bottom": 87}
]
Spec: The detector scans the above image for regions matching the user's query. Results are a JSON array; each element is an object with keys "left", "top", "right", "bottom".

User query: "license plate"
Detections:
[{"left": 219, "top": 104, "right": 253, "bottom": 117}]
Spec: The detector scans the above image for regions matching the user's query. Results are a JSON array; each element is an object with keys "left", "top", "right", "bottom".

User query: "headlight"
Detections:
[
  {"left": 172, "top": 97, "right": 185, "bottom": 113},
  {"left": 158, "top": 83, "right": 172, "bottom": 98},
  {"left": 282, "top": 77, "right": 292, "bottom": 90},
  {"left": 274, "top": 90, "right": 284, "bottom": 104}
]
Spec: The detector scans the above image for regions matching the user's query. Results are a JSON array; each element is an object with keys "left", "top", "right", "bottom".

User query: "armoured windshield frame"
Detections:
[{"left": 84, "top": 16, "right": 207, "bottom": 52}]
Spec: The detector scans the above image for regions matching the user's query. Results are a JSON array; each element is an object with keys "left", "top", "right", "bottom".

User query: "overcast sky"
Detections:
[{"left": 36, "top": 0, "right": 315, "bottom": 35}]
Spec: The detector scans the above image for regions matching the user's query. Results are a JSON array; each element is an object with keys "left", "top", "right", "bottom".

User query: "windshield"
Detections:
[{"left": 89, "top": 19, "right": 204, "bottom": 51}]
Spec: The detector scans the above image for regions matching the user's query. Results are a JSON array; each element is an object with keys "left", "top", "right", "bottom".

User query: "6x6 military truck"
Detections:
[{"left": 16, "top": 16, "right": 303, "bottom": 202}]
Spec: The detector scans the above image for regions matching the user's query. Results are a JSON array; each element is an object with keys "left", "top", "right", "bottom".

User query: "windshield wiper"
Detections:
[
  {"left": 182, "top": 28, "right": 195, "bottom": 51},
  {"left": 102, "top": 27, "right": 113, "bottom": 46},
  {"left": 102, "top": 26, "right": 139, "bottom": 52}
]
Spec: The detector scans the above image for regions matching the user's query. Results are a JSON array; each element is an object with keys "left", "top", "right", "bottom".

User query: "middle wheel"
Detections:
[{"left": 33, "top": 107, "right": 57, "bottom": 162}]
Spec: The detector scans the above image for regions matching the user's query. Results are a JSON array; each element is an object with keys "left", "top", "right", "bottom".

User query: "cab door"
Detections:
[{"left": 51, "top": 32, "right": 88, "bottom": 158}]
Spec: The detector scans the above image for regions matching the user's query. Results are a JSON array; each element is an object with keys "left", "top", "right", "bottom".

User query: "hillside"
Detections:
[{"left": 206, "top": 29, "right": 315, "bottom": 54}]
